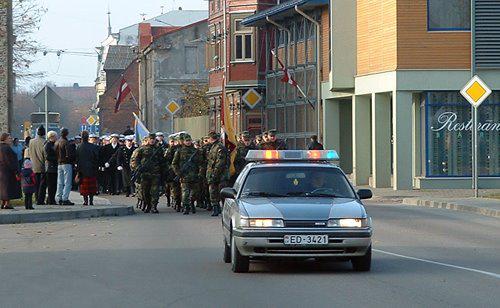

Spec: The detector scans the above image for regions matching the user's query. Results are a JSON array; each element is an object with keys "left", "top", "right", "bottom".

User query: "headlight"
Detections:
[
  {"left": 240, "top": 218, "right": 284, "bottom": 228},
  {"left": 327, "top": 218, "right": 369, "bottom": 228}
]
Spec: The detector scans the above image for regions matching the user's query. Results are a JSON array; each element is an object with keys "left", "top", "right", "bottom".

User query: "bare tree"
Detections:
[
  {"left": 12, "top": 0, "right": 46, "bottom": 80},
  {"left": 178, "top": 81, "right": 210, "bottom": 118}
]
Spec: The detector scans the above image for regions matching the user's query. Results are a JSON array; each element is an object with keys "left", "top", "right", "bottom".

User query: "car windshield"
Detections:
[{"left": 240, "top": 167, "right": 356, "bottom": 199}]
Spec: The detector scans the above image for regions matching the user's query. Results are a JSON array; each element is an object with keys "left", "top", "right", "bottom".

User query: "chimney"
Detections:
[{"left": 138, "top": 23, "right": 153, "bottom": 50}]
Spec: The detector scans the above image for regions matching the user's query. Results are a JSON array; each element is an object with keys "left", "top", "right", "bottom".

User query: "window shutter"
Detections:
[{"left": 475, "top": 0, "right": 500, "bottom": 68}]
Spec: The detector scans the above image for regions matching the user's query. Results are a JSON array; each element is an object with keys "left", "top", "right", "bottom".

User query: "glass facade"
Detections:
[{"left": 425, "top": 91, "right": 500, "bottom": 177}]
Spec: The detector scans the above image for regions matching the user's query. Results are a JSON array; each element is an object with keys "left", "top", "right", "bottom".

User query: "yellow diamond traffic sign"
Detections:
[
  {"left": 242, "top": 88, "right": 262, "bottom": 109},
  {"left": 166, "top": 101, "right": 181, "bottom": 115},
  {"left": 460, "top": 75, "right": 491, "bottom": 108},
  {"left": 86, "top": 115, "right": 97, "bottom": 126}
]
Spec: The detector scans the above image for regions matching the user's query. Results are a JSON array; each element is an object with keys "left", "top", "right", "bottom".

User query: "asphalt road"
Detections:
[{"left": 0, "top": 201, "right": 498, "bottom": 308}]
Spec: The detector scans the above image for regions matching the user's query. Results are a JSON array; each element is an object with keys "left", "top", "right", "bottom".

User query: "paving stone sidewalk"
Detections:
[
  {"left": 0, "top": 192, "right": 134, "bottom": 224},
  {"left": 362, "top": 186, "right": 500, "bottom": 218}
]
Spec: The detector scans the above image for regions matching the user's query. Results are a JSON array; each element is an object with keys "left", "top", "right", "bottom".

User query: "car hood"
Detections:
[{"left": 239, "top": 197, "right": 366, "bottom": 220}]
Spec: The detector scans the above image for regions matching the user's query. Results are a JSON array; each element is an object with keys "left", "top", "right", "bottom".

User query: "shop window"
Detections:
[
  {"left": 234, "top": 19, "right": 254, "bottom": 61},
  {"left": 428, "top": 0, "right": 471, "bottom": 31},
  {"left": 425, "top": 91, "right": 500, "bottom": 177}
]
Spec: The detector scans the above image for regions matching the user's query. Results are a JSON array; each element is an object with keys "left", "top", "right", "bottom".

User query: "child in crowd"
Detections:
[{"left": 21, "top": 159, "right": 37, "bottom": 210}]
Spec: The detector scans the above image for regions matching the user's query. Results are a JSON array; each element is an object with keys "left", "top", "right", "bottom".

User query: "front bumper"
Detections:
[{"left": 233, "top": 228, "right": 372, "bottom": 258}]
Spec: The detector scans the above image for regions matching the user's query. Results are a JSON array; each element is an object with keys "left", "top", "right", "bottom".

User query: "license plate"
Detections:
[{"left": 283, "top": 235, "right": 329, "bottom": 245}]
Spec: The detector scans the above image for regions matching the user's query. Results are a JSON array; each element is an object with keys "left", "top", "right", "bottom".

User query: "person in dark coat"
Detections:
[
  {"left": 0, "top": 133, "right": 21, "bottom": 209},
  {"left": 116, "top": 135, "right": 137, "bottom": 197},
  {"left": 101, "top": 134, "right": 120, "bottom": 195},
  {"left": 76, "top": 131, "right": 100, "bottom": 206},
  {"left": 308, "top": 135, "right": 324, "bottom": 150},
  {"left": 44, "top": 131, "right": 58, "bottom": 205},
  {"left": 21, "top": 159, "right": 36, "bottom": 210}
]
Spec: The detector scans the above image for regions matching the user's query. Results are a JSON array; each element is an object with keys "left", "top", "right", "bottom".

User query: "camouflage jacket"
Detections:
[
  {"left": 206, "top": 141, "right": 227, "bottom": 184},
  {"left": 234, "top": 143, "right": 256, "bottom": 175},
  {"left": 131, "top": 144, "right": 166, "bottom": 178},
  {"left": 172, "top": 145, "right": 201, "bottom": 183},
  {"left": 164, "top": 145, "right": 179, "bottom": 182},
  {"left": 198, "top": 143, "right": 212, "bottom": 177}
]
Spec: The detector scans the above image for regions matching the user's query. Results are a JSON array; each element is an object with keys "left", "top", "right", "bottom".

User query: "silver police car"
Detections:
[{"left": 221, "top": 150, "right": 373, "bottom": 273}]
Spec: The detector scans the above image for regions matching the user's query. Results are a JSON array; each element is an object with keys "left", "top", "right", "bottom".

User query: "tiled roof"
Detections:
[{"left": 103, "top": 45, "right": 136, "bottom": 71}]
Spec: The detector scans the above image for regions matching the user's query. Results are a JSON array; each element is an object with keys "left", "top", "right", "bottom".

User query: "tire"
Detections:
[
  {"left": 351, "top": 246, "right": 371, "bottom": 272},
  {"left": 223, "top": 237, "right": 231, "bottom": 263},
  {"left": 231, "top": 236, "right": 249, "bottom": 273}
]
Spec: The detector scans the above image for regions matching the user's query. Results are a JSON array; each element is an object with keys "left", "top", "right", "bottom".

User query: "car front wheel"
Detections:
[
  {"left": 231, "top": 236, "right": 249, "bottom": 273},
  {"left": 351, "top": 245, "right": 371, "bottom": 272}
]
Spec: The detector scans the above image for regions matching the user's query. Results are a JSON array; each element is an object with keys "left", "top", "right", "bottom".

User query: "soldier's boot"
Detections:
[
  {"left": 211, "top": 204, "right": 220, "bottom": 217},
  {"left": 136, "top": 199, "right": 141, "bottom": 209},
  {"left": 183, "top": 205, "right": 190, "bottom": 215},
  {"left": 206, "top": 202, "right": 213, "bottom": 211},
  {"left": 151, "top": 204, "right": 159, "bottom": 214},
  {"left": 144, "top": 202, "right": 152, "bottom": 213},
  {"left": 191, "top": 203, "right": 196, "bottom": 214},
  {"left": 166, "top": 195, "right": 171, "bottom": 207}
]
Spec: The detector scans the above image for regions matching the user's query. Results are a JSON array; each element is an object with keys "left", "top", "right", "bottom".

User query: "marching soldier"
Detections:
[
  {"left": 233, "top": 131, "right": 256, "bottom": 179},
  {"left": 198, "top": 136, "right": 211, "bottom": 209},
  {"left": 165, "top": 134, "right": 182, "bottom": 212},
  {"left": 172, "top": 133, "right": 201, "bottom": 215},
  {"left": 130, "top": 142, "right": 143, "bottom": 209},
  {"left": 260, "top": 129, "right": 287, "bottom": 150},
  {"left": 131, "top": 133, "right": 166, "bottom": 213},
  {"left": 164, "top": 135, "right": 176, "bottom": 208},
  {"left": 206, "top": 131, "right": 228, "bottom": 217}
]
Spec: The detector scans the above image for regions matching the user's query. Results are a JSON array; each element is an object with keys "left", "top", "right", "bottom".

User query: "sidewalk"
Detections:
[
  {"left": 363, "top": 186, "right": 500, "bottom": 218},
  {"left": 0, "top": 192, "right": 134, "bottom": 224}
]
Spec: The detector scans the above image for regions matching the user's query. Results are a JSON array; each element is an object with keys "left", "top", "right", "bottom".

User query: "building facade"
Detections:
[
  {"left": 207, "top": 0, "right": 277, "bottom": 136},
  {"left": 0, "top": 0, "right": 13, "bottom": 133},
  {"left": 139, "top": 20, "right": 209, "bottom": 133}
]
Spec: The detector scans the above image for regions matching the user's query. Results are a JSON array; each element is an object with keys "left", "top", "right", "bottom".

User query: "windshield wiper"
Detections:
[
  {"left": 286, "top": 191, "right": 351, "bottom": 198},
  {"left": 243, "top": 192, "right": 288, "bottom": 198}
]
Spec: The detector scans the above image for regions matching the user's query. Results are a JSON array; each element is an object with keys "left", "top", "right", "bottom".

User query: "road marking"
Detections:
[{"left": 374, "top": 249, "right": 500, "bottom": 280}]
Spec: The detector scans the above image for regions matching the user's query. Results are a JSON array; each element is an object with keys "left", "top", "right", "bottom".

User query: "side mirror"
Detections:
[
  {"left": 220, "top": 187, "right": 237, "bottom": 200},
  {"left": 357, "top": 189, "right": 373, "bottom": 200}
]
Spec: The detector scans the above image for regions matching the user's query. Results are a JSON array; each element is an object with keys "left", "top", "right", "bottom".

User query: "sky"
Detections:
[{"left": 24, "top": 0, "right": 206, "bottom": 89}]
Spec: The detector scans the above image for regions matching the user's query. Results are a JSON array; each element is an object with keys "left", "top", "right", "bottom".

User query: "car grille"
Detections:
[
  {"left": 284, "top": 220, "right": 328, "bottom": 228},
  {"left": 254, "top": 247, "right": 358, "bottom": 255}
]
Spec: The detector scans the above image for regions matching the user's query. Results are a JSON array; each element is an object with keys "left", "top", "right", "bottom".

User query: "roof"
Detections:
[
  {"left": 52, "top": 85, "right": 96, "bottom": 105},
  {"left": 144, "top": 18, "right": 208, "bottom": 51},
  {"left": 118, "top": 10, "right": 208, "bottom": 45},
  {"left": 241, "top": 0, "right": 328, "bottom": 27},
  {"left": 103, "top": 45, "right": 136, "bottom": 71}
]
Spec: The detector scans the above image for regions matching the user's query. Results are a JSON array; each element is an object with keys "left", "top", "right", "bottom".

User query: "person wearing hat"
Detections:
[
  {"left": 156, "top": 132, "right": 167, "bottom": 149},
  {"left": 163, "top": 134, "right": 177, "bottom": 208},
  {"left": 117, "top": 135, "right": 137, "bottom": 197},
  {"left": 100, "top": 133, "right": 120, "bottom": 195},
  {"left": 233, "top": 131, "right": 256, "bottom": 183},
  {"left": 74, "top": 135, "right": 82, "bottom": 147},
  {"left": 260, "top": 129, "right": 287, "bottom": 150},
  {"left": 28, "top": 125, "right": 47, "bottom": 205},
  {"left": 197, "top": 136, "right": 212, "bottom": 210},
  {"left": 75, "top": 131, "right": 100, "bottom": 206},
  {"left": 89, "top": 134, "right": 99, "bottom": 145},
  {"left": 172, "top": 133, "right": 202, "bottom": 215},
  {"left": 44, "top": 131, "right": 59, "bottom": 205},
  {"left": 131, "top": 133, "right": 167, "bottom": 213},
  {"left": 205, "top": 131, "right": 227, "bottom": 216},
  {"left": 254, "top": 134, "right": 263, "bottom": 147}
]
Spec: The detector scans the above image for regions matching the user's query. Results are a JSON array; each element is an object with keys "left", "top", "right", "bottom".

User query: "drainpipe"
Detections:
[{"left": 295, "top": 5, "right": 322, "bottom": 140}]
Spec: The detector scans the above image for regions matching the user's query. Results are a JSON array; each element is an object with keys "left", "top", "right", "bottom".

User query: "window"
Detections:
[
  {"left": 185, "top": 46, "right": 198, "bottom": 74},
  {"left": 241, "top": 167, "right": 356, "bottom": 199},
  {"left": 428, "top": 0, "right": 471, "bottom": 31},
  {"left": 425, "top": 91, "right": 500, "bottom": 177},
  {"left": 234, "top": 19, "right": 254, "bottom": 61}
]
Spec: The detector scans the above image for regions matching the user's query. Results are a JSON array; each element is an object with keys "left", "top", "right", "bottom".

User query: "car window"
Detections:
[{"left": 241, "top": 167, "right": 356, "bottom": 199}]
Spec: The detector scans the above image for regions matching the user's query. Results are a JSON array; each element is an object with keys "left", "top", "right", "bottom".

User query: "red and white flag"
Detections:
[
  {"left": 271, "top": 49, "right": 314, "bottom": 109},
  {"left": 115, "top": 77, "right": 131, "bottom": 113}
]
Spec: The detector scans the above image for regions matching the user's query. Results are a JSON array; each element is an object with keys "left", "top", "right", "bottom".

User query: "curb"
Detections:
[
  {"left": 402, "top": 198, "right": 500, "bottom": 218},
  {"left": 0, "top": 206, "right": 135, "bottom": 224}
]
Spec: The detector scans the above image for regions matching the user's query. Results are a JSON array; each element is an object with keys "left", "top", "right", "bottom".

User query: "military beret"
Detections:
[
  {"left": 168, "top": 134, "right": 176, "bottom": 140},
  {"left": 241, "top": 131, "right": 251, "bottom": 139},
  {"left": 268, "top": 129, "right": 277, "bottom": 136},
  {"left": 156, "top": 132, "right": 164, "bottom": 137},
  {"left": 148, "top": 133, "right": 156, "bottom": 139},
  {"left": 263, "top": 131, "right": 269, "bottom": 136},
  {"left": 183, "top": 133, "right": 192, "bottom": 141}
]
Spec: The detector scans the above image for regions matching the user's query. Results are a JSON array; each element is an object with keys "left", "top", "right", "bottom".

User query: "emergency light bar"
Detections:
[{"left": 245, "top": 150, "right": 340, "bottom": 162}]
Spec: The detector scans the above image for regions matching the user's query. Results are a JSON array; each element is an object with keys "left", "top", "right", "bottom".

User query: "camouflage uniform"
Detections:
[
  {"left": 199, "top": 141, "right": 212, "bottom": 209},
  {"left": 260, "top": 130, "right": 287, "bottom": 150},
  {"left": 172, "top": 139, "right": 201, "bottom": 215},
  {"left": 131, "top": 138, "right": 166, "bottom": 213},
  {"left": 165, "top": 143, "right": 181, "bottom": 212},
  {"left": 130, "top": 147, "right": 143, "bottom": 209},
  {"left": 206, "top": 137, "right": 228, "bottom": 216},
  {"left": 234, "top": 142, "right": 256, "bottom": 177}
]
